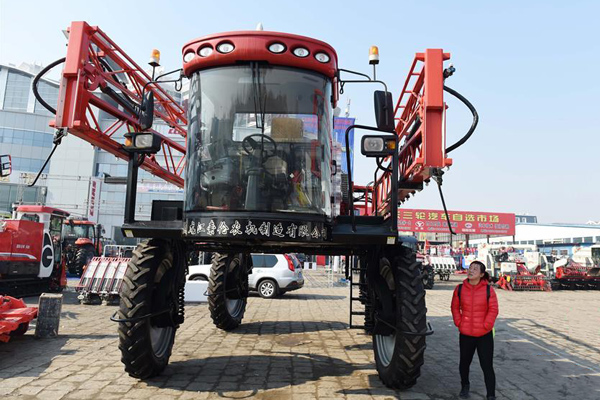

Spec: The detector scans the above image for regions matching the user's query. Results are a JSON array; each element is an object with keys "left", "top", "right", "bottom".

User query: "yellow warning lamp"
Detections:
[
  {"left": 369, "top": 46, "right": 379, "bottom": 65},
  {"left": 149, "top": 49, "right": 161, "bottom": 67}
]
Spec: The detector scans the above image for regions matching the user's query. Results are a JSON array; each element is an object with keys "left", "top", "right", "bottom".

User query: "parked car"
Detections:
[{"left": 187, "top": 253, "right": 304, "bottom": 298}]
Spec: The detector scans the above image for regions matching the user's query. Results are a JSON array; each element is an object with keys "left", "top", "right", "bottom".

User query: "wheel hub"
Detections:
[{"left": 375, "top": 333, "right": 396, "bottom": 367}]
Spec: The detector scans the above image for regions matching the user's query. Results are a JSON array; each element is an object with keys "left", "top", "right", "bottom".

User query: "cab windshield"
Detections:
[
  {"left": 185, "top": 65, "right": 332, "bottom": 216},
  {"left": 592, "top": 247, "right": 600, "bottom": 266},
  {"left": 62, "top": 224, "right": 92, "bottom": 239}
]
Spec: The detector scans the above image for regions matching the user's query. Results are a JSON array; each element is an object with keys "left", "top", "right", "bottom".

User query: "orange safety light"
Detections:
[
  {"left": 369, "top": 46, "right": 379, "bottom": 65},
  {"left": 149, "top": 49, "right": 161, "bottom": 67}
]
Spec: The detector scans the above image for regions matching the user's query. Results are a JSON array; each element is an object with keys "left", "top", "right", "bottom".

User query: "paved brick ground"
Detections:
[{"left": 1, "top": 274, "right": 599, "bottom": 399}]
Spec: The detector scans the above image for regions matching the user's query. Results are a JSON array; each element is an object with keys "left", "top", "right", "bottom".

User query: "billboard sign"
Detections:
[
  {"left": 398, "top": 209, "right": 515, "bottom": 236},
  {"left": 333, "top": 117, "right": 355, "bottom": 173},
  {"left": 87, "top": 178, "right": 101, "bottom": 223}
]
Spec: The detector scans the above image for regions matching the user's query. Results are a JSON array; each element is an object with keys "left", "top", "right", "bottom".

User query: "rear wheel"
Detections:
[
  {"left": 422, "top": 265, "right": 434, "bottom": 290},
  {"left": 208, "top": 253, "right": 248, "bottom": 331},
  {"left": 117, "top": 239, "right": 185, "bottom": 379},
  {"left": 10, "top": 323, "right": 29, "bottom": 336},
  {"left": 372, "top": 246, "right": 427, "bottom": 389},
  {"left": 258, "top": 279, "right": 278, "bottom": 298},
  {"left": 74, "top": 246, "right": 95, "bottom": 276}
]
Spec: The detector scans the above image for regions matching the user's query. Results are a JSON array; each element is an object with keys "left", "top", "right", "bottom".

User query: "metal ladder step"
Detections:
[
  {"left": 349, "top": 324, "right": 366, "bottom": 329},
  {"left": 351, "top": 311, "right": 366, "bottom": 316}
]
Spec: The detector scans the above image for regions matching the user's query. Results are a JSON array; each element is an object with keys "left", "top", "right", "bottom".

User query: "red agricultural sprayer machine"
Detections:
[{"left": 28, "top": 21, "right": 479, "bottom": 389}]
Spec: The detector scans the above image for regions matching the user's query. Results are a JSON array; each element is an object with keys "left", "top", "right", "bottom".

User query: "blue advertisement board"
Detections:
[{"left": 333, "top": 117, "right": 355, "bottom": 174}]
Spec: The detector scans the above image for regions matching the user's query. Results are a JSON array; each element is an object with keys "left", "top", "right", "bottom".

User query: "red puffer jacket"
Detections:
[{"left": 451, "top": 279, "right": 498, "bottom": 337}]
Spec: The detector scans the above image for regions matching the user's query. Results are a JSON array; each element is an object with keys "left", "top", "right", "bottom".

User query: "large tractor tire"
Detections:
[
  {"left": 74, "top": 246, "right": 95, "bottom": 276},
  {"left": 208, "top": 253, "right": 249, "bottom": 331},
  {"left": 117, "top": 239, "right": 185, "bottom": 379},
  {"left": 372, "top": 246, "right": 428, "bottom": 389}
]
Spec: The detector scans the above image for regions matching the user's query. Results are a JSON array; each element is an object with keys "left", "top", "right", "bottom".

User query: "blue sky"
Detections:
[{"left": 1, "top": 0, "right": 598, "bottom": 222}]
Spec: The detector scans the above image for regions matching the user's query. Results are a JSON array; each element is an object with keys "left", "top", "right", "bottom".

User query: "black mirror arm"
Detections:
[{"left": 337, "top": 68, "right": 389, "bottom": 94}]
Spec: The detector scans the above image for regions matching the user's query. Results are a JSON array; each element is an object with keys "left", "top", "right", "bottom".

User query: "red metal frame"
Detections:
[
  {"left": 52, "top": 21, "right": 188, "bottom": 188},
  {"left": 182, "top": 31, "right": 338, "bottom": 80},
  {"left": 0, "top": 296, "right": 37, "bottom": 342},
  {"left": 372, "top": 49, "right": 453, "bottom": 215}
]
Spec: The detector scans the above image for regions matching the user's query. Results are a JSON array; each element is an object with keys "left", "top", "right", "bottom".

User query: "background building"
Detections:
[{"left": 0, "top": 63, "right": 55, "bottom": 215}]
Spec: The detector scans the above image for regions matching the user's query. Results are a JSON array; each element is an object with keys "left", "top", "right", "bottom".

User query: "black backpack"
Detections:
[{"left": 457, "top": 283, "right": 490, "bottom": 306}]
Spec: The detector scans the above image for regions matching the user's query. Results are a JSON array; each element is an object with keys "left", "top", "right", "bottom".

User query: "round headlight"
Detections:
[
  {"left": 268, "top": 43, "right": 286, "bottom": 54},
  {"left": 217, "top": 42, "right": 235, "bottom": 54},
  {"left": 292, "top": 47, "right": 310, "bottom": 58},
  {"left": 183, "top": 51, "right": 195, "bottom": 63},
  {"left": 314, "top": 52, "right": 330, "bottom": 63},
  {"left": 198, "top": 46, "right": 213, "bottom": 57}
]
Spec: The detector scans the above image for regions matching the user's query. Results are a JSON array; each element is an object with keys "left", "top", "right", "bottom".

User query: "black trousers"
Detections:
[{"left": 459, "top": 331, "right": 495, "bottom": 397}]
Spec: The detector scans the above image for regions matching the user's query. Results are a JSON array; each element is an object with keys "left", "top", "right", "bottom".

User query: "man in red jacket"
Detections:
[{"left": 451, "top": 261, "right": 499, "bottom": 400}]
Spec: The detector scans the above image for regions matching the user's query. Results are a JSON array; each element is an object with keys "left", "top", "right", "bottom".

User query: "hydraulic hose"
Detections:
[
  {"left": 444, "top": 85, "right": 479, "bottom": 154},
  {"left": 32, "top": 57, "right": 66, "bottom": 115}
]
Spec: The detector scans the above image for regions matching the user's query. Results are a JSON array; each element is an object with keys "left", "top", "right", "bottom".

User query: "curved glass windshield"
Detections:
[
  {"left": 62, "top": 225, "right": 92, "bottom": 239},
  {"left": 185, "top": 65, "right": 332, "bottom": 215}
]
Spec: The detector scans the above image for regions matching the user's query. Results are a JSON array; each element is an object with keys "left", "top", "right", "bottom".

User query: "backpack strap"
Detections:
[{"left": 458, "top": 283, "right": 490, "bottom": 305}]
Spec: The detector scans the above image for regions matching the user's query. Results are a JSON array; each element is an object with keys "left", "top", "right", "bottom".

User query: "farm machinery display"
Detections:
[
  {"left": 477, "top": 243, "right": 600, "bottom": 291},
  {"left": 76, "top": 245, "right": 135, "bottom": 305},
  {"left": 552, "top": 245, "right": 600, "bottom": 290},
  {"left": 31, "top": 21, "right": 478, "bottom": 389},
  {"left": 62, "top": 219, "right": 104, "bottom": 276},
  {"left": 478, "top": 244, "right": 552, "bottom": 291},
  {"left": 0, "top": 295, "right": 38, "bottom": 343},
  {"left": 0, "top": 206, "right": 69, "bottom": 297}
]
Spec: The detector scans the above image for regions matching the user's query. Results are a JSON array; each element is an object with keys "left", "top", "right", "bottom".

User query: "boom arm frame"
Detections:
[{"left": 52, "top": 21, "right": 188, "bottom": 188}]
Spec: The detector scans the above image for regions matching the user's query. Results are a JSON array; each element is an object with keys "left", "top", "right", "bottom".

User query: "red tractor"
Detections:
[
  {"left": 0, "top": 206, "right": 69, "bottom": 296},
  {"left": 62, "top": 219, "right": 103, "bottom": 276},
  {"left": 32, "top": 22, "right": 478, "bottom": 389}
]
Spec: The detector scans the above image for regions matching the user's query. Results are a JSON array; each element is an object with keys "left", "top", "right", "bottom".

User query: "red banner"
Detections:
[{"left": 398, "top": 209, "right": 515, "bottom": 236}]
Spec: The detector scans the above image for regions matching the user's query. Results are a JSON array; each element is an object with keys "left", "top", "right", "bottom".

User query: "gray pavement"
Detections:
[{"left": 1, "top": 273, "right": 599, "bottom": 399}]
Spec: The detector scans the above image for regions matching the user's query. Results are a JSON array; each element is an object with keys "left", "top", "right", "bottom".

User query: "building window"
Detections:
[
  {"left": 572, "top": 237, "right": 583, "bottom": 244},
  {"left": 34, "top": 81, "right": 59, "bottom": 116},
  {"left": 583, "top": 236, "right": 593, "bottom": 243},
  {"left": 3, "top": 71, "right": 31, "bottom": 111}
]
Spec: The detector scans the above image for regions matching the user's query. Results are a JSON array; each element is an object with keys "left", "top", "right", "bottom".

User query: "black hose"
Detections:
[
  {"left": 436, "top": 179, "right": 456, "bottom": 235},
  {"left": 27, "top": 142, "right": 58, "bottom": 187},
  {"left": 32, "top": 57, "right": 66, "bottom": 115},
  {"left": 444, "top": 85, "right": 479, "bottom": 154}
]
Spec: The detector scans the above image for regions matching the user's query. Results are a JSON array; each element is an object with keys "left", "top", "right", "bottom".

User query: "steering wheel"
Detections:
[{"left": 242, "top": 134, "right": 277, "bottom": 158}]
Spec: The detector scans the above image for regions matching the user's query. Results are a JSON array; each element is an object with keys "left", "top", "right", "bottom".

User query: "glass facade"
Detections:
[
  {"left": 34, "top": 81, "right": 59, "bottom": 116},
  {"left": 0, "top": 183, "right": 46, "bottom": 215},
  {"left": 3, "top": 71, "right": 31, "bottom": 111},
  {"left": 0, "top": 66, "right": 58, "bottom": 176}
]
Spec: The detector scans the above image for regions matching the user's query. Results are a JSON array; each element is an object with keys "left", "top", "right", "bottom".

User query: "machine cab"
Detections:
[
  {"left": 181, "top": 31, "right": 338, "bottom": 243},
  {"left": 9, "top": 205, "right": 69, "bottom": 278}
]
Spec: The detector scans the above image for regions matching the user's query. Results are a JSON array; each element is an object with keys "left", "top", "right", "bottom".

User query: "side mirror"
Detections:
[
  {"left": 139, "top": 91, "right": 155, "bottom": 131},
  {"left": 0, "top": 154, "right": 12, "bottom": 177},
  {"left": 374, "top": 90, "right": 395, "bottom": 132}
]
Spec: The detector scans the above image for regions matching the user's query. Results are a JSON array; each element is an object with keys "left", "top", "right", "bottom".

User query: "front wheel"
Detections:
[
  {"left": 74, "top": 246, "right": 95, "bottom": 276},
  {"left": 117, "top": 239, "right": 184, "bottom": 379},
  {"left": 208, "top": 253, "right": 248, "bottom": 331},
  {"left": 372, "top": 247, "right": 427, "bottom": 389}
]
